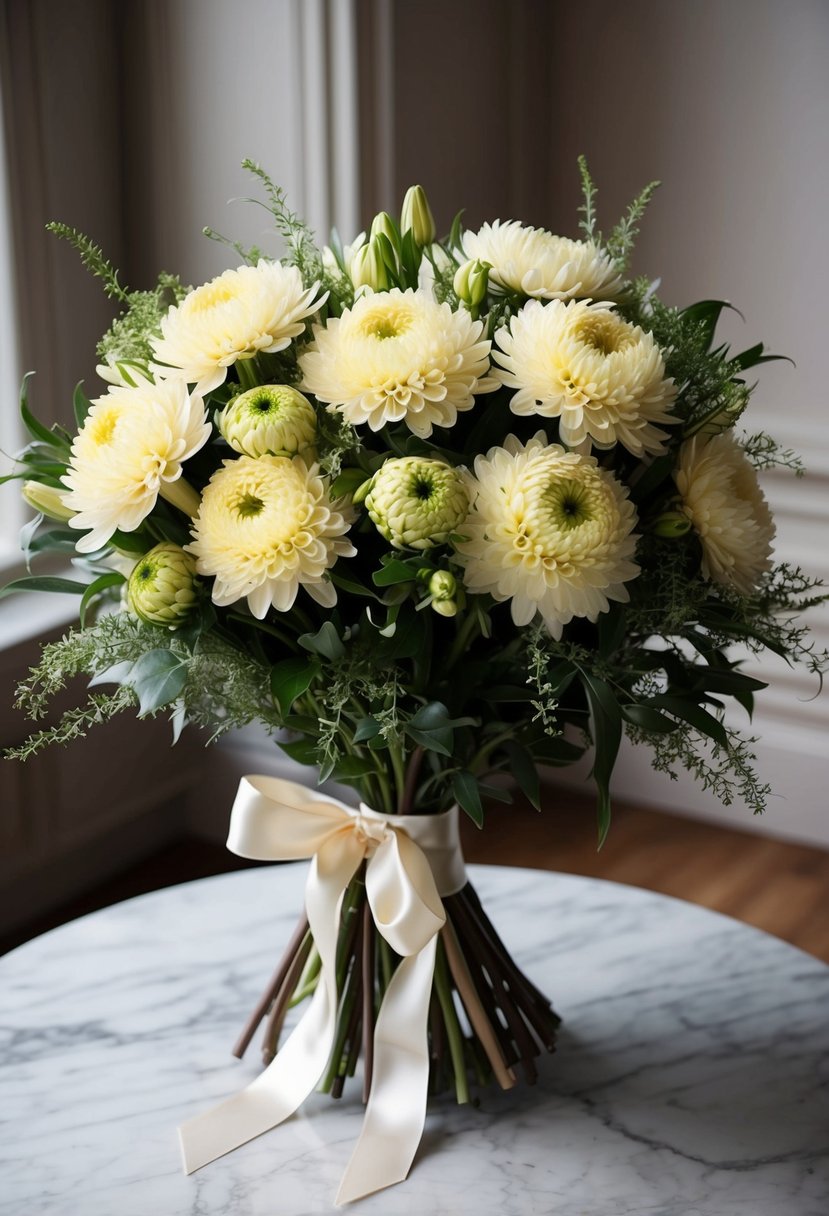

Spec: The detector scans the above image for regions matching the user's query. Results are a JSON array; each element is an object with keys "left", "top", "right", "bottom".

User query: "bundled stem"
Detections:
[{"left": 234, "top": 877, "right": 560, "bottom": 1103}]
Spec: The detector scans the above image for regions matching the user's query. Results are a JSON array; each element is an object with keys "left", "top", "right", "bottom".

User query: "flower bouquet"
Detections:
[{"left": 3, "top": 159, "right": 826, "bottom": 1204}]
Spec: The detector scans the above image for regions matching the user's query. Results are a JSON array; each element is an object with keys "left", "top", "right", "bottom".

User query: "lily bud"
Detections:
[
  {"left": 22, "top": 480, "right": 73, "bottom": 522},
  {"left": 453, "top": 258, "right": 490, "bottom": 308},
  {"left": 400, "top": 185, "right": 436, "bottom": 247},
  {"left": 652, "top": 510, "right": 693, "bottom": 539},
  {"left": 350, "top": 238, "right": 391, "bottom": 292},
  {"left": 369, "top": 211, "right": 401, "bottom": 255},
  {"left": 429, "top": 570, "right": 457, "bottom": 601}
]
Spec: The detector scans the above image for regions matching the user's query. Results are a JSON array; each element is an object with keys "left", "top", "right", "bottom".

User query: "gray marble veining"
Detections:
[{"left": 1, "top": 864, "right": 827, "bottom": 1215}]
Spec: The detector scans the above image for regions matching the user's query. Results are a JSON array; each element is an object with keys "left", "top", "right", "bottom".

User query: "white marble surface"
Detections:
[{"left": 1, "top": 863, "right": 827, "bottom": 1215}]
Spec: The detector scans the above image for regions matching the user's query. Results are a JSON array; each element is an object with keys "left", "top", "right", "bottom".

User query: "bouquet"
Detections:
[{"left": 3, "top": 159, "right": 825, "bottom": 1203}]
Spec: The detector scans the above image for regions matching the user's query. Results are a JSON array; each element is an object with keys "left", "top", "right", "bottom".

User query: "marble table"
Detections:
[{"left": 1, "top": 864, "right": 827, "bottom": 1216}]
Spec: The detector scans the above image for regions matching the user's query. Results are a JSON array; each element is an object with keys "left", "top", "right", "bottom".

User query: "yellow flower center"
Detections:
[
  {"left": 358, "top": 300, "right": 416, "bottom": 341},
  {"left": 87, "top": 405, "right": 122, "bottom": 447},
  {"left": 574, "top": 312, "right": 630, "bottom": 355},
  {"left": 188, "top": 281, "right": 239, "bottom": 314}
]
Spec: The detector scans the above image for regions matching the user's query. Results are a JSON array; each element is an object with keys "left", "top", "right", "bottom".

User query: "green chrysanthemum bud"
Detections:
[
  {"left": 22, "top": 480, "right": 73, "bottom": 522},
  {"left": 453, "top": 258, "right": 490, "bottom": 308},
  {"left": 350, "top": 238, "right": 392, "bottom": 292},
  {"left": 127, "top": 542, "right": 199, "bottom": 627},
  {"left": 218, "top": 385, "right": 317, "bottom": 458},
  {"left": 364, "top": 457, "right": 469, "bottom": 550},
  {"left": 400, "top": 185, "right": 436, "bottom": 247},
  {"left": 652, "top": 509, "right": 693, "bottom": 539}
]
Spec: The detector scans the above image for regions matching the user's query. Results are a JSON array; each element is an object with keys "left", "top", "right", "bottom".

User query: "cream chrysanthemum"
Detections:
[
  {"left": 299, "top": 288, "right": 498, "bottom": 438},
  {"left": 494, "top": 299, "right": 676, "bottom": 456},
  {"left": 455, "top": 434, "right": 639, "bottom": 637},
  {"left": 462, "top": 220, "right": 623, "bottom": 300},
  {"left": 187, "top": 455, "right": 355, "bottom": 617},
  {"left": 151, "top": 261, "right": 327, "bottom": 394},
  {"left": 62, "top": 376, "right": 210, "bottom": 553},
  {"left": 675, "top": 432, "right": 775, "bottom": 595}
]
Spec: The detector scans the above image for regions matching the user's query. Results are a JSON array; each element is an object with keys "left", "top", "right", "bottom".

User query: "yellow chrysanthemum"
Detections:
[
  {"left": 494, "top": 299, "right": 676, "bottom": 456},
  {"left": 675, "top": 432, "right": 775, "bottom": 595},
  {"left": 455, "top": 434, "right": 639, "bottom": 637},
  {"left": 62, "top": 376, "right": 210, "bottom": 553},
  {"left": 151, "top": 261, "right": 327, "bottom": 394},
  {"left": 461, "top": 220, "right": 622, "bottom": 300},
  {"left": 299, "top": 288, "right": 498, "bottom": 438},
  {"left": 187, "top": 455, "right": 356, "bottom": 618}
]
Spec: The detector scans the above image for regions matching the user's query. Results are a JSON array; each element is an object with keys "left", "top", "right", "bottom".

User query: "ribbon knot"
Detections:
[{"left": 179, "top": 775, "right": 466, "bottom": 1206}]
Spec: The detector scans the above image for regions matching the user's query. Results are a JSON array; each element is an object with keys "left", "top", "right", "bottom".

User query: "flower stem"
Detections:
[
  {"left": 446, "top": 611, "right": 480, "bottom": 670},
  {"left": 159, "top": 476, "right": 201, "bottom": 519},
  {"left": 235, "top": 356, "right": 259, "bottom": 391},
  {"left": 433, "top": 935, "right": 469, "bottom": 1105}
]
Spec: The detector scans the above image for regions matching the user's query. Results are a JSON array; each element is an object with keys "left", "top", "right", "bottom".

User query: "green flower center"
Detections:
[
  {"left": 412, "top": 476, "right": 434, "bottom": 501},
  {"left": 236, "top": 492, "right": 266, "bottom": 518},
  {"left": 541, "top": 479, "right": 594, "bottom": 530}
]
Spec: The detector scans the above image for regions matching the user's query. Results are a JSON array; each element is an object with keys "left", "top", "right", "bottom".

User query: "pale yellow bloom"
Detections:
[
  {"left": 127, "top": 542, "right": 199, "bottom": 626},
  {"left": 494, "top": 299, "right": 676, "bottom": 456},
  {"left": 187, "top": 455, "right": 355, "bottom": 618},
  {"left": 300, "top": 288, "right": 497, "bottom": 438},
  {"left": 462, "top": 220, "right": 622, "bottom": 300},
  {"left": 62, "top": 376, "right": 210, "bottom": 553},
  {"left": 456, "top": 433, "right": 639, "bottom": 637},
  {"left": 151, "top": 260, "right": 327, "bottom": 394},
  {"left": 675, "top": 433, "right": 775, "bottom": 594}
]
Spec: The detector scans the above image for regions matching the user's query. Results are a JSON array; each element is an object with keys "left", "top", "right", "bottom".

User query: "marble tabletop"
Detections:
[{"left": 1, "top": 863, "right": 827, "bottom": 1216}]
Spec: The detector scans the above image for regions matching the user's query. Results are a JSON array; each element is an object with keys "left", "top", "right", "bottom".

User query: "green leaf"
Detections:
[
  {"left": 581, "top": 673, "right": 622, "bottom": 849},
  {"left": 298, "top": 620, "right": 345, "bottom": 661},
  {"left": 447, "top": 208, "right": 465, "bottom": 251},
  {"left": 405, "top": 701, "right": 454, "bottom": 756},
  {"left": 353, "top": 717, "right": 381, "bottom": 743},
  {"left": 692, "top": 668, "right": 768, "bottom": 695},
  {"left": 279, "top": 737, "right": 319, "bottom": 766},
  {"left": 621, "top": 703, "right": 679, "bottom": 734},
  {"left": 597, "top": 604, "right": 627, "bottom": 660},
  {"left": 110, "top": 529, "right": 151, "bottom": 554},
  {"left": 452, "top": 770, "right": 484, "bottom": 827},
  {"left": 19, "top": 373, "right": 70, "bottom": 451},
  {"left": 372, "top": 559, "right": 421, "bottom": 587},
  {"left": 128, "top": 648, "right": 188, "bottom": 715},
  {"left": 26, "top": 525, "right": 81, "bottom": 556},
  {"left": 332, "top": 756, "right": 378, "bottom": 781},
  {"left": 73, "top": 381, "right": 92, "bottom": 428},
  {"left": 652, "top": 695, "right": 729, "bottom": 748},
  {"left": 330, "top": 467, "right": 369, "bottom": 498},
  {"left": 270, "top": 657, "right": 320, "bottom": 714},
  {"left": 505, "top": 741, "right": 541, "bottom": 810},
  {"left": 79, "top": 571, "right": 126, "bottom": 628},
  {"left": 0, "top": 575, "right": 88, "bottom": 601}
]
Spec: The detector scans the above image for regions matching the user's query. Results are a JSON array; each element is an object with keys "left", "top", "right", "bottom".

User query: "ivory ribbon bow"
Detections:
[{"left": 178, "top": 775, "right": 467, "bottom": 1206}]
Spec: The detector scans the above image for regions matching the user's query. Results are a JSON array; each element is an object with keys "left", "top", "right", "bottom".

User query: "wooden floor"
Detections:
[{"left": 4, "top": 789, "right": 829, "bottom": 962}]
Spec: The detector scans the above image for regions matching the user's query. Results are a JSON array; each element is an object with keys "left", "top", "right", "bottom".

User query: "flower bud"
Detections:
[
  {"left": 22, "top": 480, "right": 73, "bottom": 522},
  {"left": 651, "top": 509, "right": 693, "bottom": 539},
  {"left": 431, "top": 597, "right": 458, "bottom": 618},
  {"left": 218, "top": 384, "right": 316, "bottom": 458},
  {"left": 350, "top": 238, "right": 392, "bottom": 292},
  {"left": 429, "top": 570, "right": 457, "bottom": 601},
  {"left": 127, "top": 542, "right": 199, "bottom": 627},
  {"left": 453, "top": 258, "right": 490, "bottom": 308},
  {"left": 400, "top": 185, "right": 436, "bottom": 247},
  {"left": 364, "top": 457, "right": 469, "bottom": 550},
  {"left": 369, "top": 211, "right": 401, "bottom": 255}
]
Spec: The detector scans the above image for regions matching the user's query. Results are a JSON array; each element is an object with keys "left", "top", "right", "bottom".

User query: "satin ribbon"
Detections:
[{"left": 178, "top": 775, "right": 467, "bottom": 1205}]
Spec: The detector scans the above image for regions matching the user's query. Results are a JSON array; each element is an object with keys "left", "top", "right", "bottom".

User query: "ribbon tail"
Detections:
[
  {"left": 180, "top": 843, "right": 362, "bottom": 1173},
  {"left": 179, "top": 979, "right": 332, "bottom": 1172},
  {"left": 335, "top": 937, "right": 437, "bottom": 1206}
]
